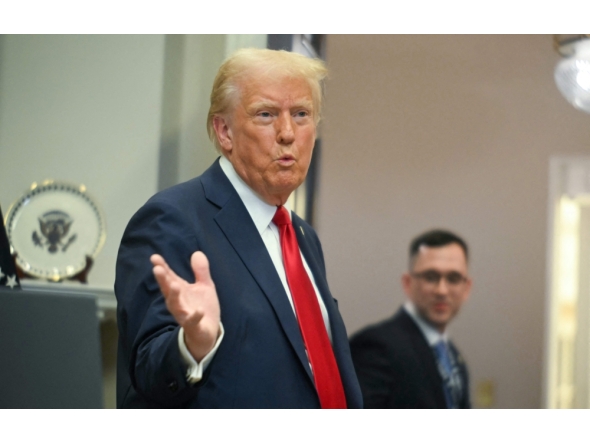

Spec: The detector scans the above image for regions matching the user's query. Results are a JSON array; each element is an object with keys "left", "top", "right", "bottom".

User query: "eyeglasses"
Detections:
[{"left": 411, "top": 270, "right": 469, "bottom": 288}]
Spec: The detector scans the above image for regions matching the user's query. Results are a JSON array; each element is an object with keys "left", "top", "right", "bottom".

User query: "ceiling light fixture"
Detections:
[{"left": 554, "top": 35, "right": 590, "bottom": 114}]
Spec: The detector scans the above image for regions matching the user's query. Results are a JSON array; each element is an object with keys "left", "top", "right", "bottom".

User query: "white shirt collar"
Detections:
[
  {"left": 403, "top": 301, "right": 448, "bottom": 346},
  {"left": 219, "top": 156, "right": 291, "bottom": 233}
]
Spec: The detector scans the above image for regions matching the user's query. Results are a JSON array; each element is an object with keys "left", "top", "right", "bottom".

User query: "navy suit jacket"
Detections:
[
  {"left": 115, "top": 158, "right": 362, "bottom": 408},
  {"left": 349, "top": 308, "right": 470, "bottom": 409}
]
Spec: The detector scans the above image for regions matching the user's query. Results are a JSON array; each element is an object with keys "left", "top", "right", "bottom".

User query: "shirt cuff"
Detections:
[{"left": 178, "top": 323, "right": 225, "bottom": 384}]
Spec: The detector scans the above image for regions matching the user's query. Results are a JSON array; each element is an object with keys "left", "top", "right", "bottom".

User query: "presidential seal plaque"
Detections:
[{"left": 4, "top": 180, "right": 106, "bottom": 282}]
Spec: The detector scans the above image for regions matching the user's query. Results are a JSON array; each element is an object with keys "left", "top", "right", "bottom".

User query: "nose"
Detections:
[{"left": 276, "top": 113, "right": 295, "bottom": 145}]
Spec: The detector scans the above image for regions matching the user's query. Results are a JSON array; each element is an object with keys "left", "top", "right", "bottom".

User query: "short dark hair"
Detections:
[{"left": 409, "top": 229, "right": 469, "bottom": 268}]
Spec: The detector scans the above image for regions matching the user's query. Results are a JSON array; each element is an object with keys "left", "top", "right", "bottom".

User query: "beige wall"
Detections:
[
  {"left": 317, "top": 35, "right": 590, "bottom": 408},
  {"left": 0, "top": 35, "right": 166, "bottom": 289}
]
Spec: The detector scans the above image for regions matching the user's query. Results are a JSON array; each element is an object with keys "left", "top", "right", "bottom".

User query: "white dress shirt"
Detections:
[
  {"left": 179, "top": 156, "right": 332, "bottom": 383},
  {"left": 403, "top": 301, "right": 448, "bottom": 347}
]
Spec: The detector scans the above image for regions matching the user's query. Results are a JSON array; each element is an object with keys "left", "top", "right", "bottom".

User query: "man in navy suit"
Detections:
[
  {"left": 350, "top": 230, "right": 472, "bottom": 408},
  {"left": 115, "top": 48, "right": 362, "bottom": 408}
]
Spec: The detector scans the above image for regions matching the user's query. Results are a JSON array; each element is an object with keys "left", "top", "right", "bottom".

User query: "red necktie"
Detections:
[{"left": 273, "top": 205, "right": 347, "bottom": 409}]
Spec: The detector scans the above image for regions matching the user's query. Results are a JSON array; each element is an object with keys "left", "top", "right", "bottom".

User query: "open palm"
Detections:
[{"left": 151, "top": 251, "right": 221, "bottom": 362}]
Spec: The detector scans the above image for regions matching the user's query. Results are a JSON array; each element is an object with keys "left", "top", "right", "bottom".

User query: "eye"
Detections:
[
  {"left": 253, "top": 110, "right": 274, "bottom": 124},
  {"left": 446, "top": 273, "right": 465, "bottom": 285},
  {"left": 422, "top": 272, "right": 441, "bottom": 284},
  {"left": 293, "top": 110, "right": 312, "bottom": 120}
]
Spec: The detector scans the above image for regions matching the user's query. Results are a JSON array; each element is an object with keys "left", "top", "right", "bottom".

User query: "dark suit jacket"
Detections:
[
  {"left": 349, "top": 307, "right": 470, "bottom": 409},
  {"left": 115, "top": 158, "right": 362, "bottom": 408}
]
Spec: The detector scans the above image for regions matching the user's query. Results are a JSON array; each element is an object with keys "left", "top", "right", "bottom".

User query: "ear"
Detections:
[
  {"left": 401, "top": 272, "right": 413, "bottom": 298},
  {"left": 213, "top": 115, "right": 233, "bottom": 155},
  {"left": 462, "top": 277, "right": 473, "bottom": 303}
]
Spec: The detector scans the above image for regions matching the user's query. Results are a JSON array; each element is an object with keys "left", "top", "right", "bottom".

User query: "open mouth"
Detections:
[{"left": 277, "top": 155, "right": 295, "bottom": 166}]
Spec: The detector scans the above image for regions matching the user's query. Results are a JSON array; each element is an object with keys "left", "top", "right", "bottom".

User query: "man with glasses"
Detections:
[{"left": 349, "top": 229, "right": 472, "bottom": 408}]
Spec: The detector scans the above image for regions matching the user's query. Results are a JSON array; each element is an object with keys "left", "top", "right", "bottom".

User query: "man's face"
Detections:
[
  {"left": 213, "top": 74, "right": 316, "bottom": 206},
  {"left": 402, "top": 243, "right": 472, "bottom": 332}
]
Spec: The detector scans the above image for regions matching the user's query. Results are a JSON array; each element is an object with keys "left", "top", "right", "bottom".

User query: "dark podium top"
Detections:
[{"left": 0, "top": 287, "right": 103, "bottom": 408}]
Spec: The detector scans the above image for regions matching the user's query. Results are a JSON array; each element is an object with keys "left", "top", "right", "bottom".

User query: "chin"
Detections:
[
  {"left": 271, "top": 178, "right": 304, "bottom": 194},
  {"left": 427, "top": 314, "right": 449, "bottom": 328}
]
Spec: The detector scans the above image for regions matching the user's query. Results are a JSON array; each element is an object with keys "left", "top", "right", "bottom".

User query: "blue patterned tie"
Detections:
[{"left": 433, "top": 340, "right": 458, "bottom": 409}]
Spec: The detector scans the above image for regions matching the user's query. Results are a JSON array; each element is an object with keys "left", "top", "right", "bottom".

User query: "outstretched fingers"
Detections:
[
  {"left": 150, "top": 251, "right": 220, "bottom": 361},
  {"left": 191, "top": 251, "right": 213, "bottom": 286},
  {"left": 151, "top": 254, "right": 182, "bottom": 298}
]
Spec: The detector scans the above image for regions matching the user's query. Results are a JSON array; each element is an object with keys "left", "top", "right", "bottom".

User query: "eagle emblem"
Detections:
[{"left": 32, "top": 210, "right": 77, "bottom": 254}]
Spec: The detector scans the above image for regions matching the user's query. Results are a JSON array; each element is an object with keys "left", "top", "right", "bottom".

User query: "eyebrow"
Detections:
[
  {"left": 248, "top": 100, "right": 314, "bottom": 112},
  {"left": 248, "top": 101, "right": 278, "bottom": 112}
]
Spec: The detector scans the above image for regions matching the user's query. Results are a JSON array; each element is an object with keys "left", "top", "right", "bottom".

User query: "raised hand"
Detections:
[{"left": 151, "top": 251, "right": 221, "bottom": 362}]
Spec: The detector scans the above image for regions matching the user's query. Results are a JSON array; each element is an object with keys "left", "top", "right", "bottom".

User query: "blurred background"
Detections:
[{"left": 1, "top": 34, "right": 590, "bottom": 409}]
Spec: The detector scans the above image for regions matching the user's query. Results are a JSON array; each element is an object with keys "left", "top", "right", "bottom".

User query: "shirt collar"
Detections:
[
  {"left": 219, "top": 156, "right": 291, "bottom": 234},
  {"left": 403, "top": 301, "right": 448, "bottom": 346}
]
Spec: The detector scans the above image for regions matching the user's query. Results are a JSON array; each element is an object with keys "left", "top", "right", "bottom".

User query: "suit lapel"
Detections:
[
  {"left": 398, "top": 309, "right": 448, "bottom": 408},
  {"left": 292, "top": 216, "right": 344, "bottom": 342},
  {"left": 293, "top": 217, "right": 351, "bottom": 369},
  {"left": 201, "top": 160, "right": 313, "bottom": 382},
  {"left": 449, "top": 341, "right": 470, "bottom": 408}
]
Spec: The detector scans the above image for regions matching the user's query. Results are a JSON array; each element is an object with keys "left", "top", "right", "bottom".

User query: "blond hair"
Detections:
[{"left": 207, "top": 48, "right": 328, "bottom": 152}]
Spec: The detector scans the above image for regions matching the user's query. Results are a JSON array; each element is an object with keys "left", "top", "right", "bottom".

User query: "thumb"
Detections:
[{"left": 191, "top": 251, "right": 213, "bottom": 285}]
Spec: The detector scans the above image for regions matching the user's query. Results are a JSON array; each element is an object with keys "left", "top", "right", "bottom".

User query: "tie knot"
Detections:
[
  {"left": 434, "top": 340, "right": 448, "bottom": 355},
  {"left": 272, "top": 206, "right": 291, "bottom": 226}
]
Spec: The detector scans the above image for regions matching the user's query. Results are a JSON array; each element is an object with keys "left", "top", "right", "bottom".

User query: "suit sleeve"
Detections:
[
  {"left": 349, "top": 330, "right": 394, "bottom": 408},
  {"left": 115, "top": 199, "right": 203, "bottom": 407}
]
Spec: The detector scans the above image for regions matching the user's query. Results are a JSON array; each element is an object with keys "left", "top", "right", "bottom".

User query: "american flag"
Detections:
[{"left": 0, "top": 205, "right": 20, "bottom": 290}]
